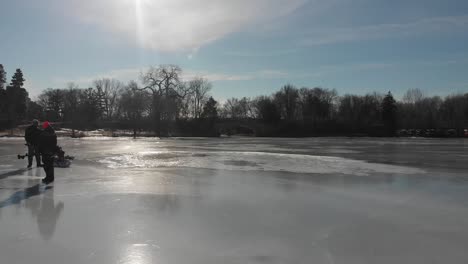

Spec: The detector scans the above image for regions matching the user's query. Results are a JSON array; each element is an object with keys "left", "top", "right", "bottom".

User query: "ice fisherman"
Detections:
[
  {"left": 38, "top": 121, "right": 57, "bottom": 184},
  {"left": 24, "top": 119, "right": 43, "bottom": 168}
]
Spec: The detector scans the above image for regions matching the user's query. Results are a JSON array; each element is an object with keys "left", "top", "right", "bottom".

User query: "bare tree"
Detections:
[
  {"left": 220, "top": 97, "right": 254, "bottom": 119},
  {"left": 140, "top": 65, "right": 189, "bottom": 136},
  {"left": 119, "top": 81, "right": 150, "bottom": 138},
  {"left": 402, "top": 88, "right": 425, "bottom": 104},
  {"left": 440, "top": 94, "right": 468, "bottom": 131},
  {"left": 188, "top": 77, "right": 212, "bottom": 119},
  {"left": 38, "top": 88, "right": 64, "bottom": 121},
  {"left": 93, "top": 78, "right": 124, "bottom": 120},
  {"left": 299, "top": 87, "right": 337, "bottom": 123},
  {"left": 62, "top": 82, "right": 82, "bottom": 137},
  {"left": 238, "top": 97, "right": 254, "bottom": 119},
  {"left": 221, "top": 98, "right": 240, "bottom": 119},
  {"left": 0, "top": 64, "right": 6, "bottom": 90},
  {"left": 274, "top": 84, "right": 299, "bottom": 121},
  {"left": 252, "top": 96, "right": 280, "bottom": 123}
]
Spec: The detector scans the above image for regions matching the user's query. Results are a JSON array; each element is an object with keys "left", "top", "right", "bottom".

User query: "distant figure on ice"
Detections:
[
  {"left": 24, "top": 119, "right": 43, "bottom": 168},
  {"left": 38, "top": 121, "right": 57, "bottom": 184}
]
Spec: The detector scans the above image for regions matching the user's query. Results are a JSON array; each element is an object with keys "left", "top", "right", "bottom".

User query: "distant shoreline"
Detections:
[{"left": 2, "top": 129, "right": 466, "bottom": 139}]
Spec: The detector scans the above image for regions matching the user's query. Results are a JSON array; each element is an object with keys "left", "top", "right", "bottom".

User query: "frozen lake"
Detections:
[{"left": 1, "top": 137, "right": 468, "bottom": 264}]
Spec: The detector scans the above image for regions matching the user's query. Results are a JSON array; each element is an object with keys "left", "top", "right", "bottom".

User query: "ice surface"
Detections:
[
  {"left": 99, "top": 150, "right": 425, "bottom": 176},
  {"left": 1, "top": 137, "right": 468, "bottom": 264}
]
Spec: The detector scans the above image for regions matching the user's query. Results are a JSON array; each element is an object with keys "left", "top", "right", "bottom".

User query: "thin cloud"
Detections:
[
  {"left": 289, "top": 63, "right": 394, "bottom": 79},
  {"left": 53, "top": 68, "right": 291, "bottom": 87},
  {"left": 183, "top": 72, "right": 252, "bottom": 82},
  {"left": 184, "top": 69, "right": 290, "bottom": 81},
  {"left": 59, "top": 0, "right": 306, "bottom": 52},
  {"left": 52, "top": 68, "right": 143, "bottom": 87},
  {"left": 50, "top": 57, "right": 468, "bottom": 89},
  {"left": 223, "top": 49, "right": 299, "bottom": 57},
  {"left": 318, "top": 63, "right": 393, "bottom": 72},
  {"left": 301, "top": 15, "right": 468, "bottom": 46}
]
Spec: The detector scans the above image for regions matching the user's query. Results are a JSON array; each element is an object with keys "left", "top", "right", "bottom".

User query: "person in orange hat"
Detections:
[{"left": 38, "top": 121, "right": 57, "bottom": 184}]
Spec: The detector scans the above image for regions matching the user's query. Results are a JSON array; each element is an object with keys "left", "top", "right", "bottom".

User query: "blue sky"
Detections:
[{"left": 1, "top": 0, "right": 467, "bottom": 101}]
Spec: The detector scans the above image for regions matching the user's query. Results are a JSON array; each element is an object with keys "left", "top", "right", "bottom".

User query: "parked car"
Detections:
[
  {"left": 424, "top": 129, "right": 436, "bottom": 137},
  {"left": 397, "top": 129, "right": 408, "bottom": 137},
  {"left": 446, "top": 129, "right": 457, "bottom": 137}
]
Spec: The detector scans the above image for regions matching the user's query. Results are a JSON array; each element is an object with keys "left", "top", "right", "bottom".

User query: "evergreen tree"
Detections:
[
  {"left": 201, "top": 97, "right": 218, "bottom": 120},
  {"left": 10, "top": 68, "right": 25, "bottom": 88},
  {"left": 382, "top": 91, "right": 397, "bottom": 136},
  {"left": 200, "top": 97, "right": 219, "bottom": 136},
  {"left": 6, "top": 68, "right": 29, "bottom": 125}
]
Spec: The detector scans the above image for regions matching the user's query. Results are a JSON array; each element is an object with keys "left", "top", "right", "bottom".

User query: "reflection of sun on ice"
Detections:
[
  {"left": 120, "top": 243, "right": 157, "bottom": 264},
  {"left": 99, "top": 151, "right": 425, "bottom": 176}
]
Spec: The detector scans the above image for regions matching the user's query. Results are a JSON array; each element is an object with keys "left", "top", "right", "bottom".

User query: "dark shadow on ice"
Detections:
[
  {"left": 37, "top": 187, "right": 64, "bottom": 240},
  {"left": 0, "top": 168, "right": 31, "bottom": 180},
  {"left": 0, "top": 182, "right": 65, "bottom": 240},
  {"left": 0, "top": 184, "right": 52, "bottom": 208}
]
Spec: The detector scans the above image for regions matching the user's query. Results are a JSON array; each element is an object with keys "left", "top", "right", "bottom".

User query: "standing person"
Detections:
[
  {"left": 38, "top": 121, "right": 57, "bottom": 184},
  {"left": 24, "top": 119, "right": 43, "bottom": 168}
]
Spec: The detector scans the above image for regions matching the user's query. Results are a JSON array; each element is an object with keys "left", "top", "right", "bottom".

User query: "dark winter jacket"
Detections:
[
  {"left": 38, "top": 127, "right": 58, "bottom": 155},
  {"left": 25, "top": 125, "right": 42, "bottom": 145}
]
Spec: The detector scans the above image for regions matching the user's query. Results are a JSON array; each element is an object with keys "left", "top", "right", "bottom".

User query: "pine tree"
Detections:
[
  {"left": 382, "top": 91, "right": 397, "bottom": 136},
  {"left": 200, "top": 97, "right": 219, "bottom": 136},
  {"left": 201, "top": 97, "right": 218, "bottom": 120},
  {"left": 10, "top": 68, "right": 25, "bottom": 88},
  {"left": 6, "top": 68, "right": 29, "bottom": 125}
]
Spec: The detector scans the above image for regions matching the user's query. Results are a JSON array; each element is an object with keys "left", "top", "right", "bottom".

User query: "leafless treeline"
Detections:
[{"left": 2, "top": 64, "right": 468, "bottom": 137}]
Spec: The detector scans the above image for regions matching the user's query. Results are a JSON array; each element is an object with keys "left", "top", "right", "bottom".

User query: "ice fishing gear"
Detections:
[
  {"left": 18, "top": 153, "right": 74, "bottom": 161},
  {"left": 18, "top": 146, "right": 74, "bottom": 168},
  {"left": 54, "top": 146, "right": 74, "bottom": 168}
]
